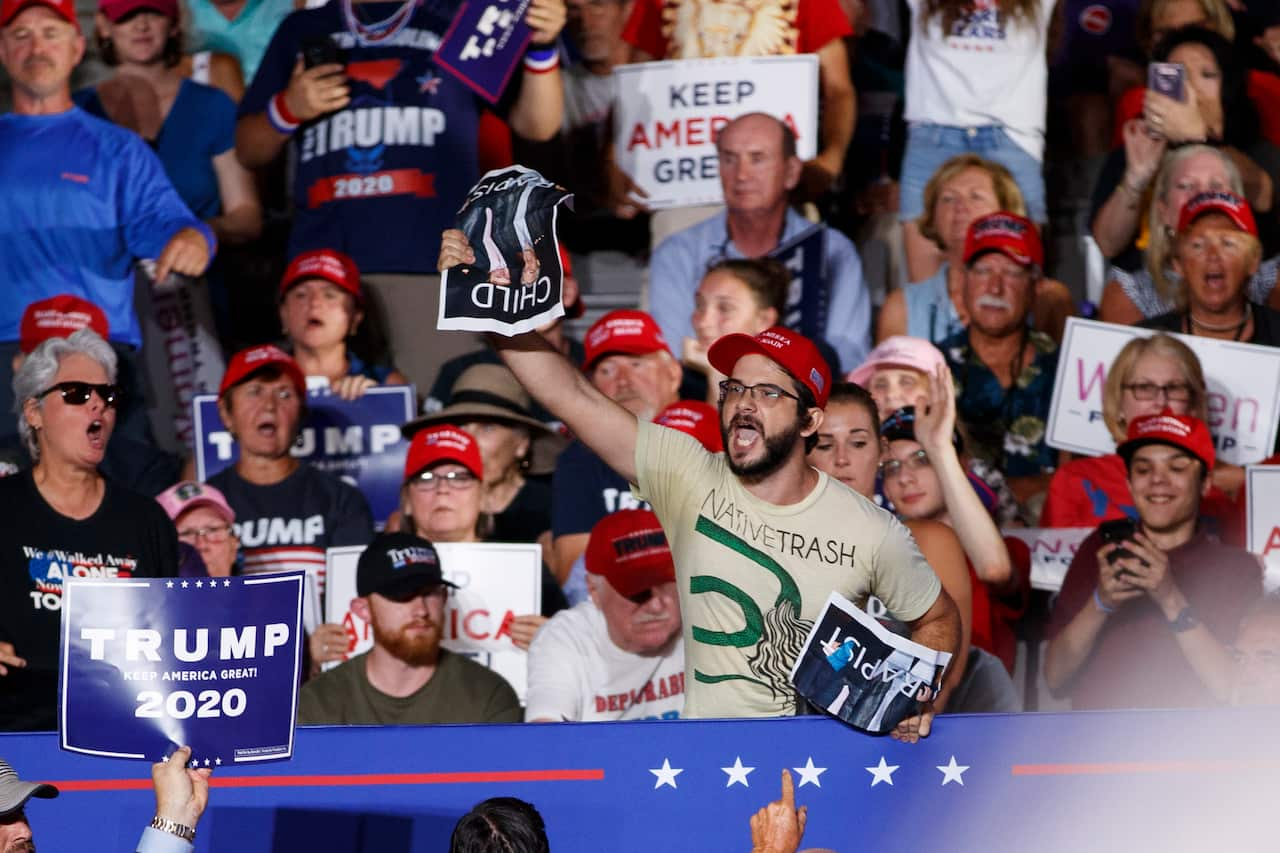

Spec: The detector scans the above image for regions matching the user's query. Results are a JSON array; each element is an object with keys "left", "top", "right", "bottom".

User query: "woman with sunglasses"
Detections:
[
  {"left": 399, "top": 426, "right": 566, "bottom": 650},
  {"left": 0, "top": 328, "right": 178, "bottom": 731},
  {"left": 806, "top": 383, "right": 1019, "bottom": 712}
]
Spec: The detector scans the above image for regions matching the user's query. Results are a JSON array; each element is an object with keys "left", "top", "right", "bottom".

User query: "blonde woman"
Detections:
[{"left": 880, "top": 154, "right": 1073, "bottom": 345}]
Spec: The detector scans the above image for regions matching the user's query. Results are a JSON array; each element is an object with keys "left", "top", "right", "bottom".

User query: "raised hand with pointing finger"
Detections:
[{"left": 750, "top": 769, "right": 807, "bottom": 853}]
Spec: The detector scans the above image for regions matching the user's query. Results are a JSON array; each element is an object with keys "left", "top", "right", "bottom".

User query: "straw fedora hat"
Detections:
[{"left": 401, "top": 363, "right": 567, "bottom": 476}]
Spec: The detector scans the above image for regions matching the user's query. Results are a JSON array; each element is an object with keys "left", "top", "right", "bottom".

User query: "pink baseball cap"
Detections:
[
  {"left": 655, "top": 400, "right": 723, "bottom": 452},
  {"left": 156, "top": 481, "right": 235, "bottom": 524},
  {"left": 847, "top": 336, "right": 945, "bottom": 387},
  {"left": 707, "top": 326, "right": 832, "bottom": 408}
]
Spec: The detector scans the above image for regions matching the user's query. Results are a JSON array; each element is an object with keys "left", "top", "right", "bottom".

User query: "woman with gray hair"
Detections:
[
  {"left": 0, "top": 328, "right": 177, "bottom": 732},
  {"left": 1097, "top": 145, "right": 1279, "bottom": 324}
]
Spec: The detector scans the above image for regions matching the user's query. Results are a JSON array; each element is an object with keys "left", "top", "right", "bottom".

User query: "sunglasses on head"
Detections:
[{"left": 36, "top": 381, "right": 122, "bottom": 408}]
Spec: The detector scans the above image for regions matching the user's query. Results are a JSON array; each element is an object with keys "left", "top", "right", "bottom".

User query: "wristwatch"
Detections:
[
  {"left": 150, "top": 816, "right": 196, "bottom": 842},
  {"left": 1168, "top": 605, "right": 1199, "bottom": 634}
]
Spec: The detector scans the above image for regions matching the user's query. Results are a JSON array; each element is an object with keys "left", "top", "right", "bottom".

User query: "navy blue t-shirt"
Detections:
[
  {"left": 241, "top": 0, "right": 515, "bottom": 273},
  {"left": 76, "top": 79, "right": 237, "bottom": 220},
  {"left": 550, "top": 440, "right": 650, "bottom": 539}
]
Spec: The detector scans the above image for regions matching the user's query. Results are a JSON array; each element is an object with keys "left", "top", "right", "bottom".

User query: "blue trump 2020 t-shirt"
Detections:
[
  {"left": 0, "top": 107, "right": 212, "bottom": 348},
  {"left": 242, "top": 0, "right": 516, "bottom": 273}
]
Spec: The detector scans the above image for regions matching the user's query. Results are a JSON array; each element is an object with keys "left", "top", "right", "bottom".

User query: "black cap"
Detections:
[
  {"left": 356, "top": 532, "right": 455, "bottom": 600},
  {"left": 880, "top": 406, "right": 964, "bottom": 454}
]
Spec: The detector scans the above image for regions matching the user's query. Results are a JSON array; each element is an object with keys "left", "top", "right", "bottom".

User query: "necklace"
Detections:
[
  {"left": 1186, "top": 303, "right": 1251, "bottom": 340},
  {"left": 341, "top": 0, "right": 419, "bottom": 47}
]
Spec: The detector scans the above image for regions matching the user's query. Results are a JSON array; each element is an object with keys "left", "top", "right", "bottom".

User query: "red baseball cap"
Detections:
[
  {"left": 98, "top": 0, "right": 176, "bottom": 21},
  {"left": 1177, "top": 191, "right": 1258, "bottom": 237},
  {"left": 655, "top": 400, "right": 723, "bottom": 452},
  {"left": 19, "top": 295, "right": 109, "bottom": 354},
  {"left": 963, "top": 212, "right": 1044, "bottom": 268},
  {"left": 1, "top": 0, "right": 78, "bottom": 28},
  {"left": 279, "top": 249, "right": 363, "bottom": 305},
  {"left": 1117, "top": 411, "right": 1215, "bottom": 473},
  {"left": 403, "top": 425, "right": 484, "bottom": 482},
  {"left": 584, "top": 509, "right": 675, "bottom": 600},
  {"left": 219, "top": 345, "right": 306, "bottom": 398},
  {"left": 583, "top": 310, "right": 670, "bottom": 372},
  {"left": 707, "top": 326, "right": 832, "bottom": 408}
]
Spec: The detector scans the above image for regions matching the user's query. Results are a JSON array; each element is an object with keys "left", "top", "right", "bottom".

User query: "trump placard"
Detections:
[
  {"left": 192, "top": 385, "right": 415, "bottom": 526},
  {"left": 1046, "top": 318, "right": 1280, "bottom": 466},
  {"left": 612, "top": 55, "right": 818, "bottom": 209},
  {"left": 325, "top": 542, "right": 541, "bottom": 699},
  {"left": 59, "top": 572, "right": 304, "bottom": 763}
]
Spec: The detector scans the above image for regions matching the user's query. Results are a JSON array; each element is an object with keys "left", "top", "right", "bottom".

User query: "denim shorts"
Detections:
[{"left": 899, "top": 123, "right": 1047, "bottom": 224}]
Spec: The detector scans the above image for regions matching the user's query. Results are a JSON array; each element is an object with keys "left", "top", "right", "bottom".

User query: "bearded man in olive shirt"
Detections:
[{"left": 298, "top": 532, "right": 520, "bottom": 725}]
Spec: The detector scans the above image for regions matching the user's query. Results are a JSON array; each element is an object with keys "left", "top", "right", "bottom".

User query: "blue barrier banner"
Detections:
[
  {"left": 192, "top": 386, "right": 415, "bottom": 525},
  {"left": 58, "top": 573, "right": 305, "bottom": 764},
  {"left": 434, "top": 0, "right": 533, "bottom": 103},
  {"left": 9, "top": 708, "right": 1278, "bottom": 851},
  {"left": 769, "top": 223, "right": 829, "bottom": 345}
]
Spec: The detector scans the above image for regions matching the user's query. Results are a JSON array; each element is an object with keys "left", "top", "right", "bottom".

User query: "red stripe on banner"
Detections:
[
  {"left": 50, "top": 768, "right": 606, "bottom": 791},
  {"left": 1011, "top": 759, "right": 1280, "bottom": 776}
]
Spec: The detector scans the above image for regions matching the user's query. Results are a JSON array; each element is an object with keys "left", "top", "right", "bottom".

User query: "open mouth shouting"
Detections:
[{"left": 729, "top": 414, "right": 763, "bottom": 454}]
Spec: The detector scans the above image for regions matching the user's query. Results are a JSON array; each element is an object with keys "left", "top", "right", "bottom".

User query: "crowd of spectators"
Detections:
[{"left": 4, "top": 0, "right": 1280, "bottom": 829}]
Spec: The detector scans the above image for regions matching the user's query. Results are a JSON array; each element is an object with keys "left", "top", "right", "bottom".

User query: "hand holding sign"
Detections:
[
  {"left": 153, "top": 745, "right": 213, "bottom": 829},
  {"left": 437, "top": 166, "right": 574, "bottom": 335},
  {"left": 749, "top": 769, "right": 807, "bottom": 853}
]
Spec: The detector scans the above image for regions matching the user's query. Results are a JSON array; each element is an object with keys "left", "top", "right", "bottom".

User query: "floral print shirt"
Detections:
[{"left": 942, "top": 328, "right": 1059, "bottom": 479}]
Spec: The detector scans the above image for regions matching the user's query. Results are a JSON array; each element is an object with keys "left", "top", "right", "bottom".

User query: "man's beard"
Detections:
[
  {"left": 721, "top": 410, "right": 804, "bottom": 484},
  {"left": 371, "top": 616, "right": 439, "bottom": 667},
  {"left": 5, "top": 840, "right": 35, "bottom": 853}
]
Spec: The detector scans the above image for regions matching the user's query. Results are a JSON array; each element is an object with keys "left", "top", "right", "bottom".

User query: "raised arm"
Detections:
[
  {"left": 913, "top": 365, "right": 1014, "bottom": 592},
  {"left": 439, "top": 230, "right": 641, "bottom": 482}
]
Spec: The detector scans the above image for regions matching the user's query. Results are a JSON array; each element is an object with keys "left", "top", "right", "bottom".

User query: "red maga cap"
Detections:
[
  {"left": 403, "top": 425, "right": 484, "bottom": 482},
  {"left": 584, "top": 509, "right": 675, "bottom": 599},
  {"left": 98, "top": 0, "right": 176, "bottom": 21},
  {"left": 707, "top": 326, "right": 831, "bottom": 408},
  {"left": 219, "top": 345, "right": 306, "bottom": 398},
  {"left": 1177, "top": 191, "right": 1257, "bottom": 237},
  {"left": 1, "top": 0, "right": 78, "bottom": 28},
  {"left": 582, "top": 310, "right": 669, "bottom": 372},
  {"left": 279, "top": 249, "right": 363, "bottom": 304},
  {"left": 654, "top": 400, "right": 723, "bottom": 452},
  {"left": 963, "top": 212, "right": 1044, "bottom": 268},
  {"left": 1117, "top": 410, "right": 1215, "bottom": 472},
  {"left": 19, "top": 295, "right": 108, "bottom": 354}
]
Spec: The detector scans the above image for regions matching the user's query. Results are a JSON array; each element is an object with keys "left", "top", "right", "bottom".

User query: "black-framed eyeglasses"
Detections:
[
  {"left": 718, "top": 380, "right": 801, "bottom": 408},
  {"left": 1122, "top": 382, "right": 1193, "bottom": 402},
  {"left": 409, "top": 469, "right": 479, "bottom": 492},
  {"left": 36, "top": 381, "right": 121, "bottom": 408},
  {"left": 880, "top": 449, "right": 931, "bottom": 479}
]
